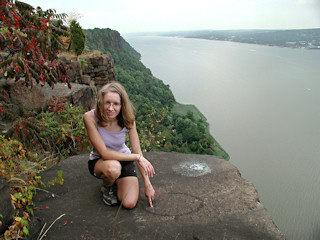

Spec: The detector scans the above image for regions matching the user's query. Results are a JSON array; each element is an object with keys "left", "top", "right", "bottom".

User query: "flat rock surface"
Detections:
[{"left": 32, "top": 152, "right": 286, "bottom": 240}]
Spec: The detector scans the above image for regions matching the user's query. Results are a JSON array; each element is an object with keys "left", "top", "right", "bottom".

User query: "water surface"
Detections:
[{"left": 125, "top": 35, "right": 320, "bottom": 240}]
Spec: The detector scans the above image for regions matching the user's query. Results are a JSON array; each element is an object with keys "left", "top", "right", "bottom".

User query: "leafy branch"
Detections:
[{"left": 0, "top": 0, "right": 72, "bottom": 88}]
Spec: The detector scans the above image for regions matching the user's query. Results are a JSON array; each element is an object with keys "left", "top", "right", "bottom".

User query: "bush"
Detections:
[
  {"left": 69, "top": 20, "right": 86, "bottom": 56},
  {"left": 0, "top": 135, "right": 64, "bottom": 239},
  {"left": 6, "top": 97, "right": 90, "bottom": 159}
]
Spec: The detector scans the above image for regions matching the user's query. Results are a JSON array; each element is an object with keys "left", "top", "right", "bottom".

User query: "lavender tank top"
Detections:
[{"left": 89, "top": 109, "right": 131, "bottom": 160}]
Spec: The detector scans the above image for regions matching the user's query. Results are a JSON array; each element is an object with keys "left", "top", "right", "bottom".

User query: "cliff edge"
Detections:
[{"left": 29, "top": 152, "right": 286, "bottom": 240}]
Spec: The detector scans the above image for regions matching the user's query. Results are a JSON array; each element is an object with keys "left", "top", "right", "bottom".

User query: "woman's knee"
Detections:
[
  {"left": 106, "top": 163, "right": 121, "bottom": 178},
  {"left": 122, "top": 198, "right": 138, "bottom": 209},
  {"left": 97, "top": 160, "right": 121, "bottom": 180}
]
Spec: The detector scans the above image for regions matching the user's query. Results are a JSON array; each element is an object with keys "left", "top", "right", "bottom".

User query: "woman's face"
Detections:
[{"left": 103, "top": 91, "right": 121, "bottom": 120}]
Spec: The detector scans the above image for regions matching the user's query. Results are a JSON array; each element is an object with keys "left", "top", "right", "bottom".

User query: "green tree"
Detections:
[{"left": 69, "top": 20, "right": 85, "bottom": 56}]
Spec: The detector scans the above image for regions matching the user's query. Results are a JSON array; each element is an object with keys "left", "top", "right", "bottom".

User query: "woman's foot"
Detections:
[{"left": 101, "top": 184, "right": 118, "bottom": 206}]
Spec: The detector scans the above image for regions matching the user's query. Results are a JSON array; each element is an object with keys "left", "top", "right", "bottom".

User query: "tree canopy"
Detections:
[{"left": 69, "top": 20, "right": 85, "bottom": 56}]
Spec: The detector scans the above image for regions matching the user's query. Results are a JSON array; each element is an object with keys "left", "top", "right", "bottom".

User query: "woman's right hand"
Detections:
[{"left": 137, "top": 155, "right": 155, "bottom": 178}]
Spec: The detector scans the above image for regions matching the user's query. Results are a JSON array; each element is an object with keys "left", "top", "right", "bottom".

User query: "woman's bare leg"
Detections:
[{"left": 116, "top": 176, "right": 139, "bottom": 209}]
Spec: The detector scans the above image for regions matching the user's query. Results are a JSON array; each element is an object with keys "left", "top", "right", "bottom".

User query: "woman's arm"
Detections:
[
  {"left": 128, "top": 121, "right": 155, "bottom": 177},
  {"left": 83, "top": 111, "right": 139, "bottom": 162},
  {"left": 128, "top": 121, "right": 155, "bottom": 207}
]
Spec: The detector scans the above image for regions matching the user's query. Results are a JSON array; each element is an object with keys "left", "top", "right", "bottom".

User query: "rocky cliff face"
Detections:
[
  {"left": 84, "top": 28, "right": 123, "bottom": 53},
  {"left": 40, "top": 54, "right": 116, "bottom": 112},
  {"left": 108, "top": 30, "right": 122, "bottom": 50},
  {"left": 59, "top": 54, "right": 116, "bottom": 88},
  {"left": 81, "top": 55, "right": 116, "bottom": 88}
]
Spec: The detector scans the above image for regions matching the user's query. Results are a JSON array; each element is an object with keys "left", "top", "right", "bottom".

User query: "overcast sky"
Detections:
[{"left": 24, "top": 0, "right": 320, "bottom": 34}]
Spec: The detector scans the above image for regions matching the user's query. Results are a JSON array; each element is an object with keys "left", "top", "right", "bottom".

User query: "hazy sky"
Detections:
[{"left": 24, "top": 0, "right": 320, "bottom": 34}]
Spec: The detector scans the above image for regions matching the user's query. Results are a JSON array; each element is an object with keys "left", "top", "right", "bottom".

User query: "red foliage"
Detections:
[{"left": 0, "top": 0, "right": 71, "bottom": 88}]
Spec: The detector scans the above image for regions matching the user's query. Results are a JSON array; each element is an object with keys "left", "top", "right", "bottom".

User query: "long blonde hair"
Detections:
[{"left": 96, "top": 82, "right": 135, "bottom": 128}]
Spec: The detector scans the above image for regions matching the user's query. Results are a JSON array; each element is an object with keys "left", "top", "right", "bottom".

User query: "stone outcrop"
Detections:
[
  {"left": 41, "top": 82, "right": 96, "bottom": 111},
  {"left": 38, "top": 54, "right": 116, "bottom": 111},
  {"left": 9, "top": 79, "right": 46, "bottom": 112},
  {"left": 59, "top": 54, "right": 116, "bottom": 89},
  {"left": 0, "top": 79, "right": 46, "bottom": 116},
  {"left": 27, "top": 152, "right": 286, "bottom": 240},
  {"left": 0, "top": 78, "right": 47, "bottom": 131},
  {"left": 0, "top": 176, "right": 14, "bottom": 235},
  {"left": 82, "top": 54, "right": 116, "bottom": 89},
  {"left": 59, "top": 56, "right": 83, "bottom": 84}
]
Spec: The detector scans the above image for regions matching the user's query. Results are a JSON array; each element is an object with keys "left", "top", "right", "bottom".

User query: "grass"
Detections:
[
  {"left": 172, "top": 102, "right": 207, "bottom": 122},
  {"left": 58, "top": 50, "right": 103, "bottom": 60}
]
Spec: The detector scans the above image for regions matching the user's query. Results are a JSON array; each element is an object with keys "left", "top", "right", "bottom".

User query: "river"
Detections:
[{"left": 124, "top": 35, "right": 320, "bottom": 240}]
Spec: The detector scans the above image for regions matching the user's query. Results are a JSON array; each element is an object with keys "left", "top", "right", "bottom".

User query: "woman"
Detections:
[{"left": 83, "top": 82, "right": 155, "bottom": 209}]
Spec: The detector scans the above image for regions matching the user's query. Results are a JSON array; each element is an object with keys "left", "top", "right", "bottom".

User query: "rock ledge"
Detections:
[{"left": 30, "top": 152, "right": 286, "bottom": 240}]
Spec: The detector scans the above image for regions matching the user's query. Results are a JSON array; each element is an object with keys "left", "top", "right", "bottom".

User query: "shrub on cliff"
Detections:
[
  {"left": 69, "top": 20, "right": 85, "bottom": 56},
  {"left": 0, "top": 135, "right": 64, "bottom": 239},
  {"left": 0, "top": 0, "right": 71, "bottom": 88},
  {"left": 6, "top": 97, "right": 90, "bottom": 159}
]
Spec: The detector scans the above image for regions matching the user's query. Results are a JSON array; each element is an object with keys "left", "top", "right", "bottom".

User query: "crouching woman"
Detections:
[{"left": 83, "top": 82, "right": 155, "bottom": 208}]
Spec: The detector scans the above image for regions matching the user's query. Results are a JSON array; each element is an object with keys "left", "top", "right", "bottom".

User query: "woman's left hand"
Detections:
[
  {"left": 137, "top": 155, "right": 155, "bottom": 178},
  {"left": 145, "top": 183, "right": 155, "bottom": 208}
]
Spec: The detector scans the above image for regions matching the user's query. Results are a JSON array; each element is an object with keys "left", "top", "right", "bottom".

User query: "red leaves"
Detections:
[
  {"left": 41, "top": 21, "right": 48, "bottom": 31},
  {"left": 1, "top": 0, "right": 71, "bottom": 88},
  {"left": 39, "top": 73, "right": 45, "bottom": 85},
  {"left": 47, "top": 96, "right": 67, "bottom": 112},
  {"left": 10, "top": 10, "right": 21, "bottom": 28},
  {"left": 14, "top": 65, "right": 20, "bottom": 72}
]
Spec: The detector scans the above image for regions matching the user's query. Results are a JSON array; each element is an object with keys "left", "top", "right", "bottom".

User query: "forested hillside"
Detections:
[{"left": 84, "top": 28, "right": 229, "bottom": 159}]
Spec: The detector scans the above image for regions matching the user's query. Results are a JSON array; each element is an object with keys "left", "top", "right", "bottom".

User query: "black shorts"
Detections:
[{"left": 88, "top": 159, "right": 137, "bottom": 179}]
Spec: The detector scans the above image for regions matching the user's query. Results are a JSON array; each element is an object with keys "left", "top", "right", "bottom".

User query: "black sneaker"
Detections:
[{"left": 101, "top": 184, "right": 118, "bottom": 206}]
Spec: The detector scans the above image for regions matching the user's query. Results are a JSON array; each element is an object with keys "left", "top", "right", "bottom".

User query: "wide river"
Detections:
[{"left": 125, "top": 35, "right": 320, "bottom": 240}]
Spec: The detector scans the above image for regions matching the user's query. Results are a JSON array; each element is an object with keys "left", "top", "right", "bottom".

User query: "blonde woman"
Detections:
[{"left": 83, "top": 82, "right": 155, "bottom": 208}]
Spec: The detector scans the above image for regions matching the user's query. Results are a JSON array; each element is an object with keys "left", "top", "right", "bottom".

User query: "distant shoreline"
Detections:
[
  {"left": 181, "top": 36, "right": 320, "bottom": 50},
  {"left": 134, "top": 34, "right": 320, "bottom": 50},
  {"left": 140, "top": 28, "right": 320, "bottom": 51}
]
